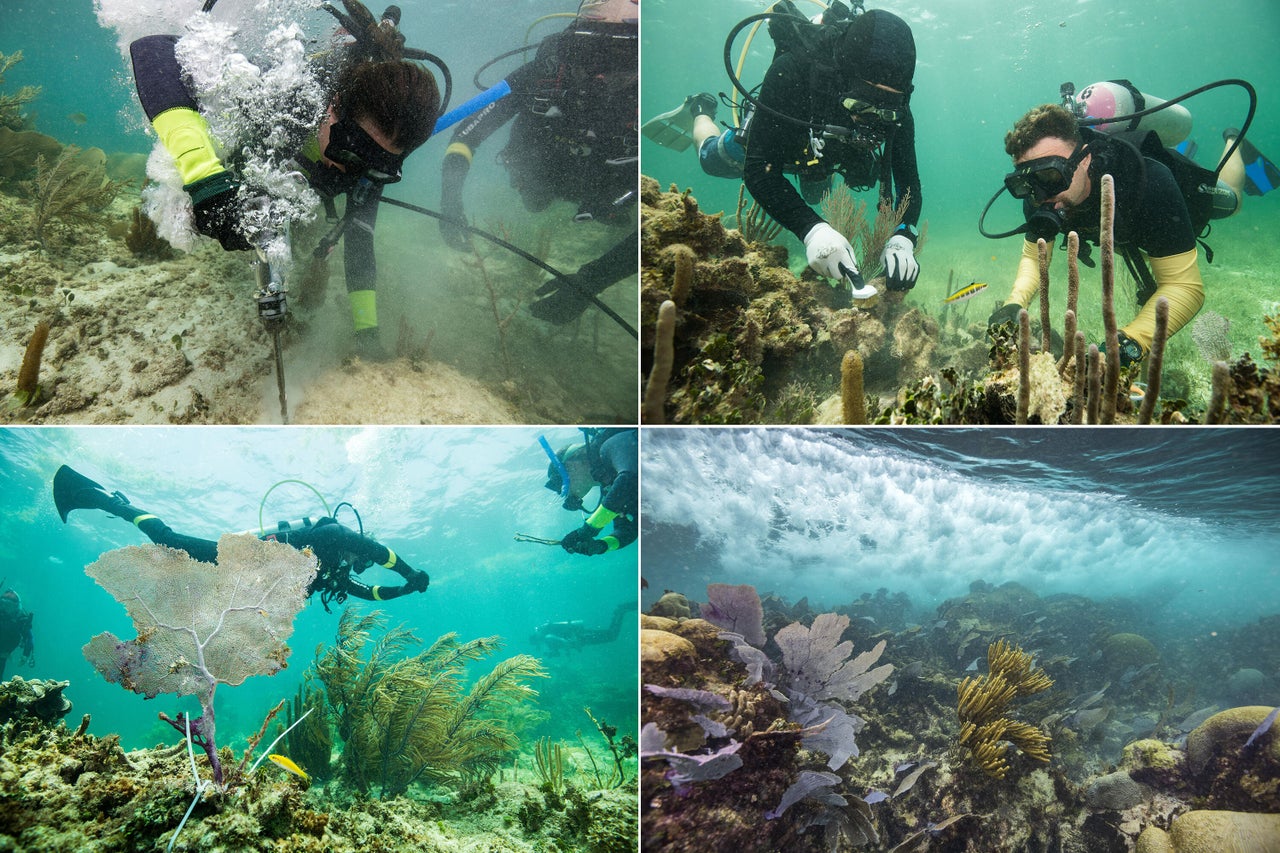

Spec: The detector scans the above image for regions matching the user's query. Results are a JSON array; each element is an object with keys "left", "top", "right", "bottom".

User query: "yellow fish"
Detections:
[
  {"left": 67, "top": 112, "right": 87, "bottom": 125},
  {"left": 267, "top": 753, "right": 310, "bottom": 784},
  {"left": 943, "top": 281, "right": 988, "bottom": 303}
]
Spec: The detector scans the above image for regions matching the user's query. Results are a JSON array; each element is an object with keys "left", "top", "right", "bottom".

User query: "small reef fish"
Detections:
[
  {"left": 943, "top": 281, "right": 988, "bottom": 303},
  {"left": 67, "top": 112, "right": 87, "bottom": 125},
  {"left": 267, "top": 753, "right": 310, "bottom": 783},
  {"left": 1244, "top": 706, "right": 1280, "bottom": 749}
]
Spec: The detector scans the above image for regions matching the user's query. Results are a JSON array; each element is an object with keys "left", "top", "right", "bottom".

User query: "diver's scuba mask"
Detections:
[
  {"left": 1003, "top": 142, "right": 1088, "bottom": 203},
  {"left": 325, "top": 115, "right": 405, "bottom": 186},
  {"left": 544, "top": 464, "right": 584, "bottom": 511}
]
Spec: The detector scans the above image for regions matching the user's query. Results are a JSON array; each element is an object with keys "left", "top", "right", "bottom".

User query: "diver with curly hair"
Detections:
[
  {"left": 53, "top": 465, "right": 428, "bottom": 611},
  {"left": 128, "top": 2, "right": 441, "bottom": 360}
]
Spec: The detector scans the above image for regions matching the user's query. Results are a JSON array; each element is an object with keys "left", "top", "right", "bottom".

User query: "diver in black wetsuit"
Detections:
[
  {"left": 0, "top": 589, "right": 35, "bottom": 679},
  {"left": 989, "top": 101, "right": 1273, "bottom": 366},
  {"left": 529, "top": 602, "right": 632, "bottom": 656},
  {"left": 742, "top": 8, "right": 922, "bottom": 297},
  {"left": 439, "top": 0, "right": 638, "bottom": 325},
  {"left": 544, "top": 428, "right": 637, "bottom": 556},
  {"left": 127, "top": 5, "right": 440, "bottom": 360},
  {"left": 53, "top": 465, "right": 429, "bottom": 612}
]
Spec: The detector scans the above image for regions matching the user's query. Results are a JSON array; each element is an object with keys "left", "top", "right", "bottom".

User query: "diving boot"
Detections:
[{"left": 52, "top": 465, "right": 146, "bottom": 524}]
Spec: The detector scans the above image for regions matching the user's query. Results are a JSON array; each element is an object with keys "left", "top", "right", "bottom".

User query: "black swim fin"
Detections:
[{"left": 52, "top": 464, "right": 115, "bottom": 523}]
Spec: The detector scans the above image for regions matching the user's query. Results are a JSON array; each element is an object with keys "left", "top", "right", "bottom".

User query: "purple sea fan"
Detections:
[
  {"left": 766, "top": 770, "right": 844, "bottom": 820},
  {"left": 701, "top": 583, "right": 766, "bottom": 647},
  {"left": 644, "top": 684, "right": 732, "bottom": 712},
  {"left": 775, "top": 612, "right": 894, "bottom": 703},
  {"left": 641, "top": 723, "right": 744, "bottom": 790}
]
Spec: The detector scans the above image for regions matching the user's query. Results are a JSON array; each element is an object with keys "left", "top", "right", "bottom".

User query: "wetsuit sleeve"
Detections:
[
  {"left": 343, "top": 186, "right": 382, "bottom": 329},
  {"left": 1121, "top": 160, "right": 1201, "bottom": 353},
  {"left": 887, "top": 110, "right": 922, "bottom": 233},
  {"left": 443, "top": 44, "right": 543, "bottom": 173},
  {"left": 583, "top": 431, "right": 637, "bottom": 550},
  {"left": 596, "top": 430, "right": 638, "bottom": 517},
  {"left": 742, "top": 54, "right": 826, "bottom": 240},
  {"left": 1122, "top": 248, "right": 1204, "bottom": 353},
  {"left": 130, "top": 35, "right": 198, "bottom": 120},
  {"left": 20, "top": 613, "right": 33, "bottom": 658},
  {"left": 129, "top": 35, "right": 226, "bottom": 188},
  {"left": 1005, "top": 239, "right": 1042, "bottom": 309},
  {"left": 308, "top": 523, "right": 420, "bottom": 601},
  {"left": 578, "top": 230, "right": 639, "bottom": 288}
]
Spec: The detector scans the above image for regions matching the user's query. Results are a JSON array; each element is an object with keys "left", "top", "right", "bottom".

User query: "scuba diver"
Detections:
[
  {"left": 0, "top": 588, "right": 35, "bottom": 679},
  {"left": 643, "top": 3, "right": 922, "bottom": 298},
  {"left": 987, "top": 79, "right": 1277, "bottom": 366},
  {"left": 52, "top": 465, "right": 429, "bottom": 612},
  {"left": 528, "top": 602, "right": 633, "bottom": 657},
  {"left": 128, "top": 2, "right": 441, "bottom": 360},
  {"left": 543, "top": 428, "right": 637, "bottom": 556},
  {"left": 439, "top": 0, "right": 638, "bottom": 325}
]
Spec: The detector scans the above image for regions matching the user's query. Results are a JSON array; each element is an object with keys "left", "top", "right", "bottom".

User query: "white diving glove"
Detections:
[
  {"left": 803, "top": 222, "right": 877, "bottom": 300},
  {"left": 881, "top": 232, "right": 920, "bottom": 291}
]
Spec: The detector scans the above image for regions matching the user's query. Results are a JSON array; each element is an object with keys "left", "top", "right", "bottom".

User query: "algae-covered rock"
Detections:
[
  {"left": 651, "top": 591, "right": 692, "bottom": 619},
  {"left": 1121, "top": 738, "right": 1186, "bottom": 790},
  {"left": 1185, "top": 706, "right": 1280, "bottom": 811},
  {"left": 1186, "top": 706, "right": 1279, "bottom": 776},
  {"left": 641, "top": 628, "right": 696, "bottom": 674},
  {"left": 1099, "top": 632, "right": 1160, "bottom": 673},
  {"left": 1136, "top": 810, "right": 1280, "bottom": 853},
  {"left": 1084, "top": 770, "right": 1148, "bottom": 811},
  {"left": 0, "top": 677, "right": 72, "bottom": 726}
]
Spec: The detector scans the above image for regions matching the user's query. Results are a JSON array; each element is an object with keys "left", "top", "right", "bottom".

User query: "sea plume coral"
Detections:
[
  {"left": 25, "top": 146, "right": 128, "bottom": 249},
  {"left": 954, "top": 639, "right": 1053, "bottom": 778},
  {"left": 314, "top": 607, "right": 548, "bottom": 798}
]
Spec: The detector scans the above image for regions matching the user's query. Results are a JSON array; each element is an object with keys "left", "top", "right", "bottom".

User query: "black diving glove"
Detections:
[
  {"left": 439, "top": 152, "right": 472, "bottom": 251},
  {"left": 560, "top": 524, "right": 608, "bottom": 556},
  {"left": 187, "top": 172, "right": 253, "bottom": 251},
  {"left": 403, "top": 568, "right": 430, "bottom": 593},
  {"left": 987, "top": 302, "right": 1023, "bottom": 336},
  {"left": 529, "top": 271, "right": 602, "bottom": 324}
]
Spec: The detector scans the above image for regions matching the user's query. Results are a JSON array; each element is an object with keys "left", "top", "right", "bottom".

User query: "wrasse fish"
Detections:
[
  {"left": 267, "top": 753, "right": 310, "bottom": 783},
  {"left": 943, "top": 281, "right": 987, "bottom": 303}
]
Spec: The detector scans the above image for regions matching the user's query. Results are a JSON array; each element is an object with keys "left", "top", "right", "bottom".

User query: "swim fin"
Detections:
[
  {"left": 641, "top": 99, "right": 695, "bottom": 152},
  {"left": 1226, "top": 129, "right": 1279, "bottom": 196},
  {"left": 52, "top": 464, "right": 122, "bottom": 523}
]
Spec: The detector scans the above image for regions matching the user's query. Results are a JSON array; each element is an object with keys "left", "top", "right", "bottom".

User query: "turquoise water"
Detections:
[
  {"left": 641, "top": 427, "right": 1280, "bottom": 711},
  {"left": 0, "top": 426, "right": 637, "bottom": 754},
  {"left": 642, "top": 427, "right": 1280, "bottom": 623},
  {"left": 642, "top": 0, "right": 1280, "bottom": 386}
]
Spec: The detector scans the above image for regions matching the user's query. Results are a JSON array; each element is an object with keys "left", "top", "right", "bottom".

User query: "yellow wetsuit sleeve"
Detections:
[
  {"left": 1121, "top": 248, "right": 1204, "bottom": 353},
  {"left": 1004, "top": 239, "right": 1042, "bottom": 310},
  {"left": 151, "top": 106, "right": 225, "bottom": 186},
  {"left": 586, "top": 505, "right": 619, "bottom": 530}
]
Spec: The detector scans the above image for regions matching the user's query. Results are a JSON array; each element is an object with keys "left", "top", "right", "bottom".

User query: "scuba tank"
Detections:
[
  {"left": 1071, "top": 80, "right": 1192, "bottom": 147},
  {"left": 248, "top": 516, "right": 320, "bottom": 542}
]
